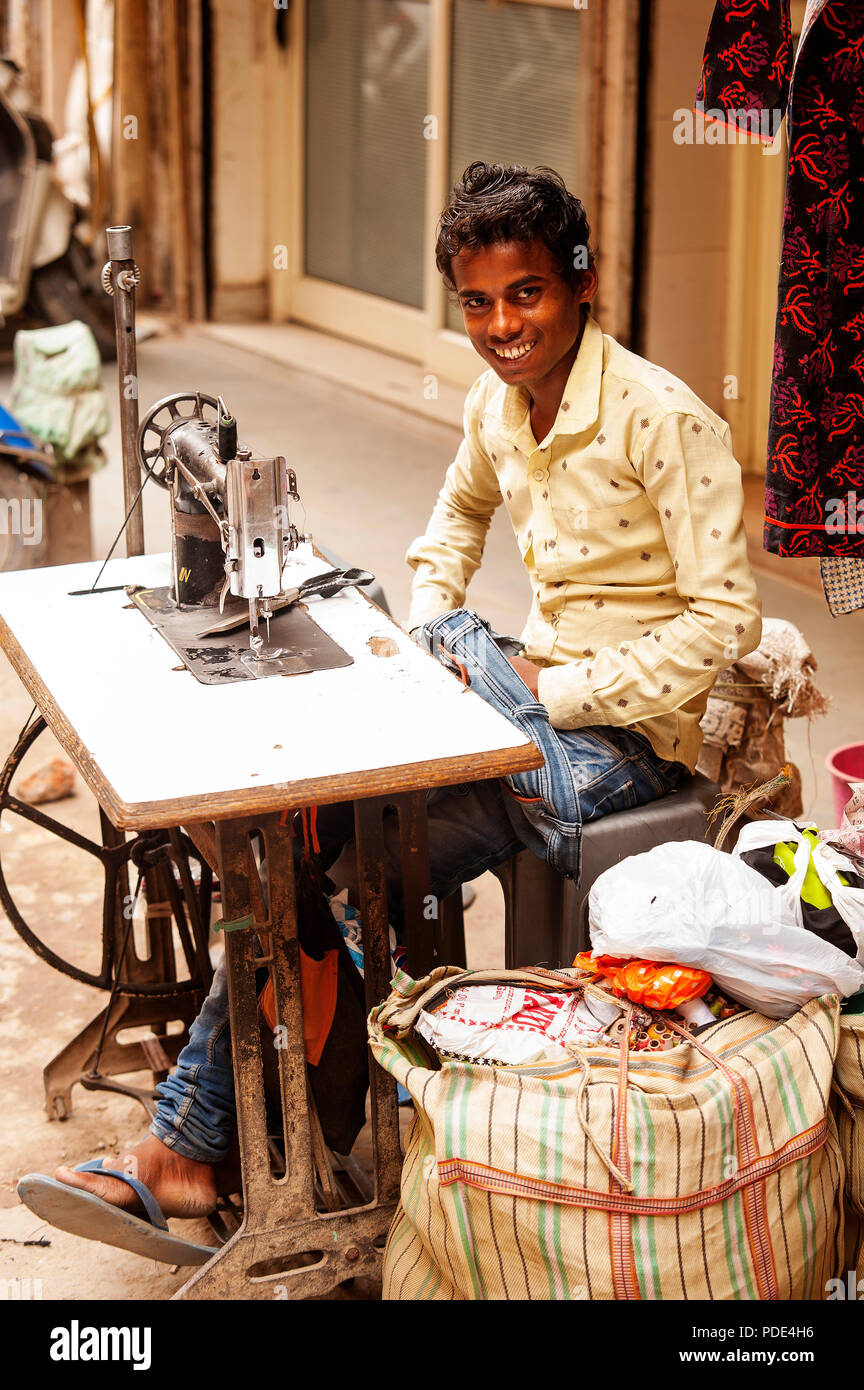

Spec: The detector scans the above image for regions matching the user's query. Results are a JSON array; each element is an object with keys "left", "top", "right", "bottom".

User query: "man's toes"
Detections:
[
  {"left": 55, "top": 1163, "right": 92, "bottom": 1190},
  {"left": 54, "top": 1164, "right": 137, "bottom": 1209}
]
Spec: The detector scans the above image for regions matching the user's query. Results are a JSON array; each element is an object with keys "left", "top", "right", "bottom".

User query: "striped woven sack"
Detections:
[
  {"left": 832, "top": 1015, "right": 864, "bottom": 1279},
  {"left": 368, "top": 966, "right": 845, "bottom": 1301}
]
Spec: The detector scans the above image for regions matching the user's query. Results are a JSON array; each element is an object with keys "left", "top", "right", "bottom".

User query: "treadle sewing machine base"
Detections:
[{"left": 175, "top": 799, "right": 422, "bottom": 1300}]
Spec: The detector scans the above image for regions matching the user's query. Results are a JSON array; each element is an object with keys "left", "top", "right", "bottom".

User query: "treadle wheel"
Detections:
[
  {"left": 136, "top": 391, "right": 221, "bottom": 489},
  {"left": 0, "top": 716, "right": 213, "bottom": 995}
]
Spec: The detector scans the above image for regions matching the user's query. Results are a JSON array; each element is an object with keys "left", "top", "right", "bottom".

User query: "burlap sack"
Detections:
[{"left": 369, "top": 968, "right": 844, "bottom": 1300}]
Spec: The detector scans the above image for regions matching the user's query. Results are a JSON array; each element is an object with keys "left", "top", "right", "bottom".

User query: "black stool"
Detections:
[{"left": 439, "top": 773, "right": 719, "bottom": 969}]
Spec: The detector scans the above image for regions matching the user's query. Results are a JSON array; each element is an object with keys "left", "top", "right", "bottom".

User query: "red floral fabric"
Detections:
[{"left": 698, "top": 0, "right": 864, "bottom": 558}]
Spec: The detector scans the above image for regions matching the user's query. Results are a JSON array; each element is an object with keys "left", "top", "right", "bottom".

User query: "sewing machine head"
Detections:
[
  {"left": 100, "top": 224, "right": 359, "bottom": 686},
  {"left": 136, "top": 391, "right": 305, "bottom": 665}
]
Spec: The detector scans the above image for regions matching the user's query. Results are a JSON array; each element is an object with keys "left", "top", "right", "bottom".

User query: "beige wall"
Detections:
[{"left": 642, "top": 0, "right": 733, "bottom": 416}]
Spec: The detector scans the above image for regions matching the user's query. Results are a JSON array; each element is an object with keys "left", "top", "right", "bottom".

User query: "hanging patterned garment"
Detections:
[
  {"left": 820, "top": 555, "right": 864, "bottom": 614},
  {"left": 697, "top": 0, "right": 864, "bottom": 561}
]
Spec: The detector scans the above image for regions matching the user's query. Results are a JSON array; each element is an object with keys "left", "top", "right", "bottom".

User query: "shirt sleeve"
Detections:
[
  {"left": 405, "top": 377, "right": 502, "bottom": 631},
  {"left": 537, "top": 411, "right": 763, "bottom": 730}
]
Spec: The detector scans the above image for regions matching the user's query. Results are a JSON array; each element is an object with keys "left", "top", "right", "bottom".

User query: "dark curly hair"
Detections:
[{"left": 435, "top": 162, "right": 595, "bottom": 292}]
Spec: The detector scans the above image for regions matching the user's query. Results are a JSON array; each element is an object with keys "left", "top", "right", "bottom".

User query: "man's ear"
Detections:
[{"left": 578, "top": 264, "right": 599, "bottom": 308}]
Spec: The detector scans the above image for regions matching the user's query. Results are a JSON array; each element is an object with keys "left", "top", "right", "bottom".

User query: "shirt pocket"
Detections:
[
  {"left": 567, "top": 490, "right": 654, "bottom": 533},
  {"left": 563, "top": 492, "right": 672, "bottom": 576}
]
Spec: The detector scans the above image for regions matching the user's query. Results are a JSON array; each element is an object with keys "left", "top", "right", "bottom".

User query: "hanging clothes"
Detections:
[
  {"left": 697, "top": 0, "right": 864, "bottom": 562},
  {"left": 820, "top": 555, "right": 864, "bottom": 614}
]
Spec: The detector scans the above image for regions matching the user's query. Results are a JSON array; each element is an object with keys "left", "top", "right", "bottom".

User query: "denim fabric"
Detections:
[
  {"left": 150, "top": 959, "right": 236, "bottom": 1164},
  {"left": 415, "top": 608, "right": 685, "bottom": 877}
]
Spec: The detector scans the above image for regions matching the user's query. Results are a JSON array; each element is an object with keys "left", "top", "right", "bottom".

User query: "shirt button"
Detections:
[{"left": 533, "top": 469, "right": 545, "bottom": 480}]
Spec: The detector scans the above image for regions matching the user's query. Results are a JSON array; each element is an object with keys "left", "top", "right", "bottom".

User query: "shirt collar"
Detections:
[{"left": 486, "top": 315, "right": 604, "bottom": 447}]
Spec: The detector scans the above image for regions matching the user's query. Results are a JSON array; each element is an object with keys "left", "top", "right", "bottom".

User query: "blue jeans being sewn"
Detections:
[{"left": 416, "top": 608, "right": 685, "bottom": 877}]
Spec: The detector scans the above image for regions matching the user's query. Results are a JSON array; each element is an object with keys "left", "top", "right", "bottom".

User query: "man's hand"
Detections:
[{"left": 509, "top": 655, "right": 542, "bottom": 697}]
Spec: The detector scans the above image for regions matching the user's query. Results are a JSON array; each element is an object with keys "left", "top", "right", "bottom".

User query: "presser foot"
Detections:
[{"left": 239, "top": 650, "right": 312, "bottom": 678}]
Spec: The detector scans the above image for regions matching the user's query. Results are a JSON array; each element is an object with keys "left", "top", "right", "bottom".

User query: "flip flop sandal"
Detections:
[{"left": 16, "top": 1160, "right": 219, "bottom": 1266}]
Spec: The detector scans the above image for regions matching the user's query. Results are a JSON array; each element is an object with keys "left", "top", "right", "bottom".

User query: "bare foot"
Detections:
[{"left": 55, "top": 1134, "right": 217, "bottom": 1220}]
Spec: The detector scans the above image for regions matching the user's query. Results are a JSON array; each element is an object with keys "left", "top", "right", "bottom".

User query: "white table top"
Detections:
[{"left": 0, "top": 552, "right": 540, "bottom": 828}]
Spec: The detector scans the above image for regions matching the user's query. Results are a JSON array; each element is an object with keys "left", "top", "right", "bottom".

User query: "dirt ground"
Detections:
[{"left": 1, "top": 327, "right": 861, "bottom": 1301}]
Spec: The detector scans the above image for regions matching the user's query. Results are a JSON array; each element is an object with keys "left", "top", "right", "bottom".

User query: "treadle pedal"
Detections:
[
  {"left": 330, "top": 1150, "right": 374, "bottom": 1204},
  {"left": 78, "top": 1072, "right": 157, "bottom": 1117},
  {"left": 206, "top": 1196, "right": 241, "bottom": 1245}
]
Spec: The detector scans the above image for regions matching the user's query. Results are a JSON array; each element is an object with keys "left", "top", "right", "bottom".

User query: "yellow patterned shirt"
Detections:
[{"left": 405, "top": 317, "right": 762, "bottom": 771}]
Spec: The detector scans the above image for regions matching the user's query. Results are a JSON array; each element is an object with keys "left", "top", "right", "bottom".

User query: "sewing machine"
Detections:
[
  {"left": 128, "top": 388, "right": 372, "bottom": 683},
  {"left": 102, "top": 225, "right": 371, "bottom": 684}
]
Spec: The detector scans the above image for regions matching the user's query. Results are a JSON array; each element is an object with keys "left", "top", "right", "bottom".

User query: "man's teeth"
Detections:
[{"left": 492, "top": 340, "right": 536, "bottom": 360}]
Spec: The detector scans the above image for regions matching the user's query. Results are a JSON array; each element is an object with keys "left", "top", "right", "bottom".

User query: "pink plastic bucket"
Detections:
[{"left": 825, "top": 743, "right": 864, "bottom": 827}]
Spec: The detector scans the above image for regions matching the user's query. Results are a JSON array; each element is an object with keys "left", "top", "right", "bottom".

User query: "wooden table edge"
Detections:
[{"left": 0, "top": 611, "right": 544, "bottom": 830}]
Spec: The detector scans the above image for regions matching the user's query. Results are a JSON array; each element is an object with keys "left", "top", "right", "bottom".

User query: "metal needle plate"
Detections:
[{"left": 126, "top": 586, "right": 353, "bottom": 685}]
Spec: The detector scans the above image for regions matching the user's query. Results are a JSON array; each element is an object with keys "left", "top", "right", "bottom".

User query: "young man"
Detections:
[{"left": 23, "top": 162, "right": 761, "bottom": 1247}]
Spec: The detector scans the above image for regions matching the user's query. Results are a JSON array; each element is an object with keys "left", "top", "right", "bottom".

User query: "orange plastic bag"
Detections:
[
  {"left": 573, "top": 952, "right": 711, "bottom": 1010},
  {"left": 574, "top": 952, "right": 628, "bottom": 975}
]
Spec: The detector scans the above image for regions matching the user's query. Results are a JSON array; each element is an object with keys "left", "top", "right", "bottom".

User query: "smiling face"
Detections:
[{"left": 451, "top": 239, "right": 597, "bottom": 392}]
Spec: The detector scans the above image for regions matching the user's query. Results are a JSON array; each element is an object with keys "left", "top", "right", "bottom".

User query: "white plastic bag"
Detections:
[
  {"left": 733, "top": 818, "right": 864, "bottom": 949},
  {"left": 588, "top": 839, "right": 864, "bottom": 1018},
  {"left": 11, "top": 321, "right": 109, "bottom": 459},
  {"left": 414, "top": 981, "right": 621, "bottom": 1065}
]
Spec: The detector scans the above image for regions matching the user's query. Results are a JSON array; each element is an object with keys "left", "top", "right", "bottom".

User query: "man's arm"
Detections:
[
  {"left": 405, "top": 377, "right": 502, "bottom": 632},
  {"left": 536, "top": 411, "right": 762, "bottom": 726}
]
